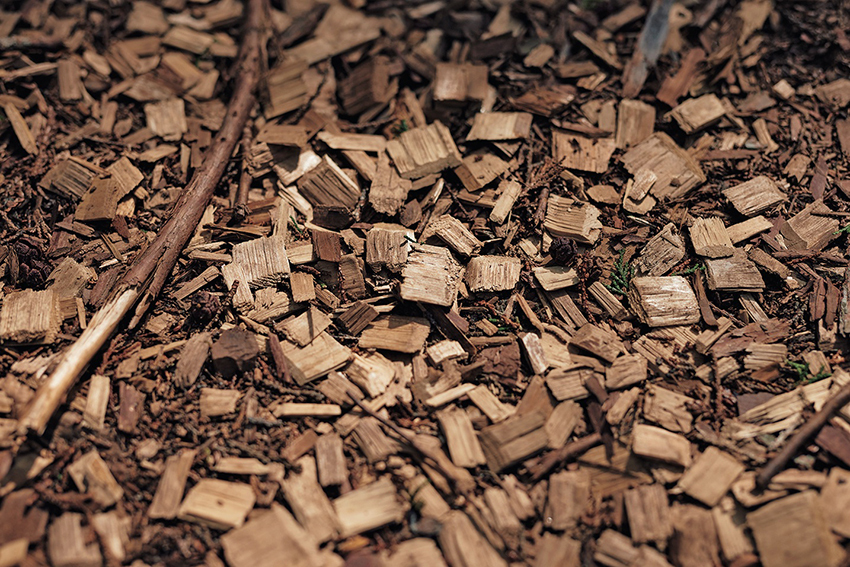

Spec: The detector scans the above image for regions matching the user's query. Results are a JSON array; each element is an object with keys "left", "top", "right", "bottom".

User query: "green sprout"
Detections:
[
  {"left": 604, "top": 249, "right": 634, "bottom": 296},
  {"left": 391, "top": 119, "right": 410, "bottom": 136},
  {"left": 289, "top": 215, "right": 304, "bottom": 237},
  {"left": 787, "top": 359, "right": 809, "bottom": 382},
  {"left": 673, "top": 264, "right": 705, "bottom": 276},
  {"left": 786, "top": 359, "right": 832, "bottom": 384},
  {"left": 834, "top": 224, "right": 850, "bottom": 236}
]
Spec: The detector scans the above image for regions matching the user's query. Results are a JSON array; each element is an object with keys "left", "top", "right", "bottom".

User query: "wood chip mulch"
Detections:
[{"left": 1, "top": 0, "right": 850, "bottom": 566}]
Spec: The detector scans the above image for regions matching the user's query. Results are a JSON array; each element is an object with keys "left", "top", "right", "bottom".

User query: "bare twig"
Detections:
[
  {"left": 528, "top": 433, "right": 602, "bottom": 482},
  {"left": 756, "top": 381, "right": 850, "bottom": 489},
  {"left": 233, "top": 123, "right": 253, "bottom": 224},
  {"left": 349, "top": 395, "right": 476, "bottom": 495},
  {"left": 16, "top": 0, "right": 266, "bottom": 436}
]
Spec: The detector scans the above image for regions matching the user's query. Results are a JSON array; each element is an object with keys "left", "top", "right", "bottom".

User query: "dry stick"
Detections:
[
  {"left": 233, "top": 123, "right": 253, "bottom": 223},
  {"left": 348, "top": 395, "right": 476, "bottom": 495},
  {"left": 756, "top": 381, "right": 850, "bottom": 489},
  {"left": 528, "top": 432, "right": 602, "bottom": 482},
  {"left": 17, "top": 0, "right": 265, "bottom": 437},
  {"left": 621, "top": 0, "right": 675, "bottom": 98},
  {"left": 0, "top": 35, "right": 63, "bottom": 51}
]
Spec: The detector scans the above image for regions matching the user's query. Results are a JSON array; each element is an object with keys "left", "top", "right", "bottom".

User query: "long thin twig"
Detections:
[
  {"left": 348, "top": 395, "right": 476, "bottom": 495},
  {"left": 756, "top": 381, "right": 850, "bottom": 489},
  {"left": 16, "top": 0, "right": 266, "bottom": 437},
  {"left": 233, "top": 123, "right": 253, "bottom": 224},
  {"left": 528, "top": 433, "right": 602, "bottom": 482}
]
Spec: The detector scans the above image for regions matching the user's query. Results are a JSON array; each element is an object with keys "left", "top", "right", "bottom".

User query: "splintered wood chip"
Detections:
[
  {"left": 467, "top": 112, "right": 532, "bottom": 141},
  {"left": 359, "top": 315, "right": 430, "bottom": 353},
  {"left": 280, "top": 332, "right": 352, "bottom": 384},
  {"left": 621, "top": 133, "right": 705, "bottom": 200},
  {"left": 178, "top": 479, "right": 256, "bottom": 530},
  {"left": 400, "top": 244, "right": 462, "bottom": 306},
  {"left": 723, "top": 176, "right": 787, "bottom": 216},
  {"left": 629, "top": 277, "right": 700, "bottom": 327},
  {"left": 465, "top": 256, "right": 522, "bottom": 292},
  {"left": 0, "top": 289, "right": 61, "bottom": 344},
  {"left": 635, "top": 223, "right": 686, "bottom": 277},
  {"left": 780, "top": 200, "right": 840, "bottom": 251},
  {"left": 333, "top": 477, "right": 405, "bottom": 537},
  {"left": 552, "top": 130, "right": 616, "bottom": 173},
  {"left": 222, "top": 504, "right": 325, "bottom": 567},
  {"left": 386, "top": 121, "right": 462, "bottom": 179},
  {"left": 544, "top": 196, "right": 603, "bottom": 244}
]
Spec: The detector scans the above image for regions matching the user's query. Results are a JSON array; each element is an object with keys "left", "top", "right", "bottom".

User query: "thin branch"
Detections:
[
  {"left": 16, "top": 0, "right": 266, "bottom": 437},
  {"left": 756, "top": 381, "right": 850, "bottom": 489}
]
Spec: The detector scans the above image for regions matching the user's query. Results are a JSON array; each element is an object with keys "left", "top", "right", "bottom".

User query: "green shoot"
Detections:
[
  {"left": 786, "top": 359, "right": 809, "bottom": 382},
  {"left": 834, "top": 224, "right": 850, "bottom": 235},
  {"left": 810, "top": 366, "right": 832, "bottom": 383},
  {"left": 672, "top": 264, "right": 705, "bottom": 276},
  {"left": 391, "top": 119, "right": 410, "bottom": 136},
  {"left": 289, "top": 215, "right": 304, "bottom": 237},
  {"left": 786, "top": 359, "right": 833, "bottom": 384},
  {"left": 604, "top": 249, "right": 634, "bottom": 296}
]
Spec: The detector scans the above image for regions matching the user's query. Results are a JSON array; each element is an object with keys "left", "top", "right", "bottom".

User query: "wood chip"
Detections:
[
  {"left": 629, "top": 276, "right": 700, "bottom": 327},
  {"left": 222, "top": 504, "right": 325, "bottom": 567},
  {"left": 631, "top": 424, "right": 692, "bottom": 468},
  {"left": 553, "top": 130, "right": 616, "bottom": 173},
  {"left": 465, "top": 255, "right": 522, "bottom": 292},
  {"left": 667, "top": 94, "right": 726, "bottom": 133},
  {"left": 723, "top": 176, "right": 786, "bottom": 216},
  {"left": 386, "top": 121, "right": 462, "bottom": 179},
  {"left": 544, "top": 196, "right": 603, "bottom": 244},
  {"left": 675, "top": 447, "right": 744, "bottom": 506},
  {"left": 479, "top": 411, "right": 548, "bottom": 472},
  {"left": 467, "top": 112, "right": 532, "bottom": 141},
  {"left": 47, "top": 514, "right": 102, "bottom": 567},
  {"left": 689, "top": 217, "right": 733, "bottom": 258},
  {"left": 178, "top": 479, "right": 256, "bottom": 530},
  {"left": 297, "top": 155, "right": 361, "bottom": 209},
  {"left": 0, "top": 289, "right": 60, "bottom": 343},
  {"left": 624, "top": 483, "right": 672, "bottom": 545},
  {"left": 280, "top": 332, "right": 352, "bottom": 384},
  {"left": 747, "top": 490, "right": 844, "bottom": 567},
  {"left": 333, "top": 477, "right": 405, "bottom": 538},
  {"left": 149, "top": 449, "right": 197, "bottom": 519},
  {"left": 438, "top": 406, "right": 486, "bottom": 468},
  {"left": 282, "top": 455, "right": 340, "bottom": 542},
  {"left": 433, "top": 63, "right": 489, "bottom": 104},
  {"left": 621, "top": 133, "right": 705, "bottom": 200},
  {"left": 359, "top": 315, "right": 430, "bottom": 353}
]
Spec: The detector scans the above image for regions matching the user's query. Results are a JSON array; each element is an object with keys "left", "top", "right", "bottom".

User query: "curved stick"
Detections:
[{"left": 17, "top": 0, "right": 266, "bottom": 436}]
